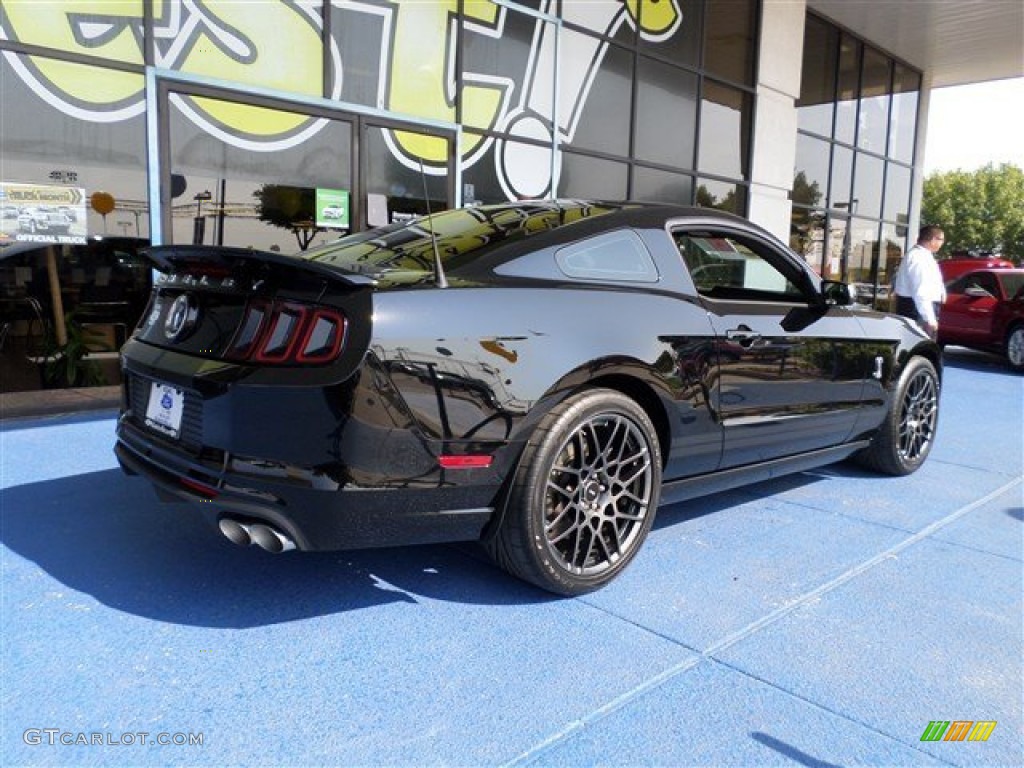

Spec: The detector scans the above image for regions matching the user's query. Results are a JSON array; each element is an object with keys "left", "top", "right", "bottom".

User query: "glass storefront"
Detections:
[
  {"left": 1, "top": 0, "right": 756, "bottom": 240},
  {"left": 1, "top": 0, "right": 759, "bottom": 392},
  {"left": 792, "top": 12, "right": 920, "bottom": 306},
  {"left": 167, "top": 95, "right": 355, "bottom": 252},
  {"left": 0, "top": 52, "right": 151, "bottom": 389}
]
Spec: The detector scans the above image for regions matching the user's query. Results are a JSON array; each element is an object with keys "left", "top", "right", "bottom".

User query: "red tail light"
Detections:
[
  {"left": 227, "top": 300, "right": 271, "bottom": 359},
  {"left": 438, "top": 455, "right": 494, "bottom": 469},
  {"left": 255, "top": 304, "right": 306, "bottom": 363},
  {"left": 180, "top": 476, "right": 220, "bottom": 498},
  {"left": 296, "top": 309, "right": 348, "bottom": 362},
  {"left": 227, "top": 300, "right": 347, "bottom": 365}
]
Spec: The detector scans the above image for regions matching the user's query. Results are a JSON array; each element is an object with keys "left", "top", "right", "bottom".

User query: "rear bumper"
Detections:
[{"left": 115, "top": 416, "right": 497, "bottom": 552}]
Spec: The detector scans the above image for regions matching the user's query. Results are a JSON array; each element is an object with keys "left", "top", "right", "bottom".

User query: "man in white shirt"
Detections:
[{"left": 892, "top": 225, "right": 946, "bottom": 339}]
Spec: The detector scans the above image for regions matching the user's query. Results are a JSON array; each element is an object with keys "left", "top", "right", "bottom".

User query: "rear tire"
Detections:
[
  {"left": 1005, "top": 325, "right": 1024, "bottom": 372},
  {"left": 486, "top": 389, "right": 661, "bottom": 596},
  {"left": 857, "top": 356, "right": 940, "bottom": 476}
]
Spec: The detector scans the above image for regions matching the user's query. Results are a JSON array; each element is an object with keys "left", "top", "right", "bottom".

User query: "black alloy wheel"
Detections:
[
  {"left": 858, "top": 356, "right": 940, "bottom": 476},
  {"left": 487, "top": 388, "right": 662, "bottom": 596}
]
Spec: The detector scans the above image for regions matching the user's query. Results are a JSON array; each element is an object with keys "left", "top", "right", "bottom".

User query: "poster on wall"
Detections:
[
  {"left": 0, "top": 182, "right": 88, "bottom": 245},
  {"left": 315, "top": 188, "right": 350, "bottom": 230}
]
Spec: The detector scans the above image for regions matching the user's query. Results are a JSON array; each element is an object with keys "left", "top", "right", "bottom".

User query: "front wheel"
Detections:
[
  {"left": 486, "top": 389, "right": 662, "bottom": 596},
  {"left": 1005, "top": 325, "right": 1024, "bottom": 372},
  {"left": 857, "top": 356, "right": 940, "bottom": 476}
]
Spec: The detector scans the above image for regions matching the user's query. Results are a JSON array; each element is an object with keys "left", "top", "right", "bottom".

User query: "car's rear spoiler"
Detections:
[{"left": 140, "top": 245, "right": 377, "bottom": 286}]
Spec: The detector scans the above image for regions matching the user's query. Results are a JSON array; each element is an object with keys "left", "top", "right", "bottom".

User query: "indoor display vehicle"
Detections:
[
  {"left": 16, "top": 206, "right": 73, "bottom": 235},
  {"left": 939, "top": 268, "right": 1024, "bottom": 371},
  {"left": 115, "top": 201, "right": 942, "bottom": 595}
]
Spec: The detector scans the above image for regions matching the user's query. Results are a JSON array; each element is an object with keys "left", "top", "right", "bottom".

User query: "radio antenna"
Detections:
[{"left": 419, "top": 159, "right": 448, "bottom": 288}]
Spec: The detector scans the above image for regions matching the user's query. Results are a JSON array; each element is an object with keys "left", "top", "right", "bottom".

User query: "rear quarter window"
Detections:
[{"left": 554, "top": 230, "right": 659, "bottom": 283}]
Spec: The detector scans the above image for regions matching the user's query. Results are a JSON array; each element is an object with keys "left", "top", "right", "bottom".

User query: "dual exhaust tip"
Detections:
[{"left": 219, "top": 517, "right": 296, "bottom": 554}]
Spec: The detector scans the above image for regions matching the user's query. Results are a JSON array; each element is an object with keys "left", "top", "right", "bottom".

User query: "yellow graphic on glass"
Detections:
[
  {"left": 387, "top": 0, "right": 509, "bottom": 168},
  {"left": 626, "top": 0, "right": 681, "bottom": 38},
  {"left": 1, "top": 0, "right": 686, "bottom": 185},
  {"left": 169, "top": 1, "right": 324, "bottom": 140},
  {"left": 1, "top": 0, "right": 325, "bottom": 143}
]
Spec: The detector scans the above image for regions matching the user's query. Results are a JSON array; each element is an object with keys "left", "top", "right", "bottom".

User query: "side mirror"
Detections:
[
  {"left": 964, "top": 285, "right": 995, "bottom": 299},
  {"left": 821, "top": 280, "right": 853, "bottom": 307}
]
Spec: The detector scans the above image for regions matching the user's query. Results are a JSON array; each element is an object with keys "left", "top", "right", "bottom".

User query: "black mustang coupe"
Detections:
[{"left": 115, "top": 201, "right": 941, "bottom": 595}]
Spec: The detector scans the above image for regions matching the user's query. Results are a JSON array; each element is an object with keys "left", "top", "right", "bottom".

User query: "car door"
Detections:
[
  {"left": 941, "top": 271, "right": 1000, "bottom": 343},
  {"left": 672, "top": 226, "right": 872, "bottom": 469}
]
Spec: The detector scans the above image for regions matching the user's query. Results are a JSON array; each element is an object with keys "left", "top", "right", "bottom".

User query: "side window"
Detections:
[
  {"left": 674, "top": 231, "right": 806, "bottom": 301},
  {"left": 555, "top": 229, "right": 659, "bottom": 283},
  {"left": 973, "top": 273, "right": 998, "bottom": 296},
  {"left": 956, "top": 273, "right": 997, "bottom": 296}
]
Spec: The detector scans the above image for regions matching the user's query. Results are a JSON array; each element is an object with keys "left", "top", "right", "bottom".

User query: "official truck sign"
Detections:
[{"left": 1, "top": 182, "right": 87, "bottom": 244}]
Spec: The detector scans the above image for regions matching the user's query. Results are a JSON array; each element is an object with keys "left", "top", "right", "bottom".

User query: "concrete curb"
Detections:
[{"left": 0, "top": 385, "right": 121, "bottom": 421}]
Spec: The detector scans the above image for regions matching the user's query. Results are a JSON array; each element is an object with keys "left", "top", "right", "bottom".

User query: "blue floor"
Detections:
[{"left": 2, "top": 347, "right": 1021, "bottom": 767}]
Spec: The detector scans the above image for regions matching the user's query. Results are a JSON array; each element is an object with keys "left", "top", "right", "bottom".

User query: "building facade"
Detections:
[{"left": 0, "top": 0, "right": 972, "bottom": 375}]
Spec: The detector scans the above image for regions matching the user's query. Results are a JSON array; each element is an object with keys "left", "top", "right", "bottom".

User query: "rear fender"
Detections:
[{"left": 479, "top": 358, "right": 675, "bottom": 540}]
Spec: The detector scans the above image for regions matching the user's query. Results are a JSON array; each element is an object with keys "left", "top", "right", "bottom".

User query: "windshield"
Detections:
[{"left": 303, "top": 201, "right": 618, "bottom": 280}]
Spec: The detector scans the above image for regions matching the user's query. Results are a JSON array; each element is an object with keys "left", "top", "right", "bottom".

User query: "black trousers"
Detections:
[{"left": 894, "top": 296, "right": 940, "bottom": 323}]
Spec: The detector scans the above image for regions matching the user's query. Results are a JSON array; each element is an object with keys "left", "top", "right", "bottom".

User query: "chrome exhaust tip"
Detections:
[
  {"left": 218, "top": 517, "right": 252, "bottom": 547},
  {"left": 248, "top": 523, "right": 297, "bottom": 554}
]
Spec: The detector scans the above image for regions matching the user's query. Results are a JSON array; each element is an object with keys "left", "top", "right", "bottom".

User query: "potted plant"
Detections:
[{"left": 42, "top": 312, "right": 107, "bottom": 388}]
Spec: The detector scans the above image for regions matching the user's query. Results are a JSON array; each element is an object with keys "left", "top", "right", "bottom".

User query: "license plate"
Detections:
[{"left": 144, "top": 381, "right": 185, "bottom": 439}]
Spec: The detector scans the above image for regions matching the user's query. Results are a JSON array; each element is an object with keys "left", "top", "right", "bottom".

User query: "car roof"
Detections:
[
  {"left": 952, "top": 267, "right": 1024, "bottom": 281},
  {"left": 303, "top": 199, "right": 771, "bottom": 282},
  {"left": 955, "top": 267, "right": 1024, "bottom": 274}
]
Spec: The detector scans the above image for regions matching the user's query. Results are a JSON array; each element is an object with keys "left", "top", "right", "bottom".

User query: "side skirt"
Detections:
[{"left": 659, "top": 441, "right": 871, "bottom": 507}]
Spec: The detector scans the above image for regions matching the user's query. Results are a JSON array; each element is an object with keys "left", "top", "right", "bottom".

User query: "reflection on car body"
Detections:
[{"left": 114, "top": 200, "right": 942, "bottom": 595}]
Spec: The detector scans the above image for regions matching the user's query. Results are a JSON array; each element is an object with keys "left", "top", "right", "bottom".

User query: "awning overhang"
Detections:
[{"left": 808, "top": 0, "right": 1024, "bottom": 89}]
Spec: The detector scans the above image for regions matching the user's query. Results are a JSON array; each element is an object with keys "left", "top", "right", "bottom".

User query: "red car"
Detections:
[
  {"left": 938, "top": 253, "right": 1014, "bottom": 281},
  {"left": 939, "top": 268, "right": 1024, "bottom": 371}
]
